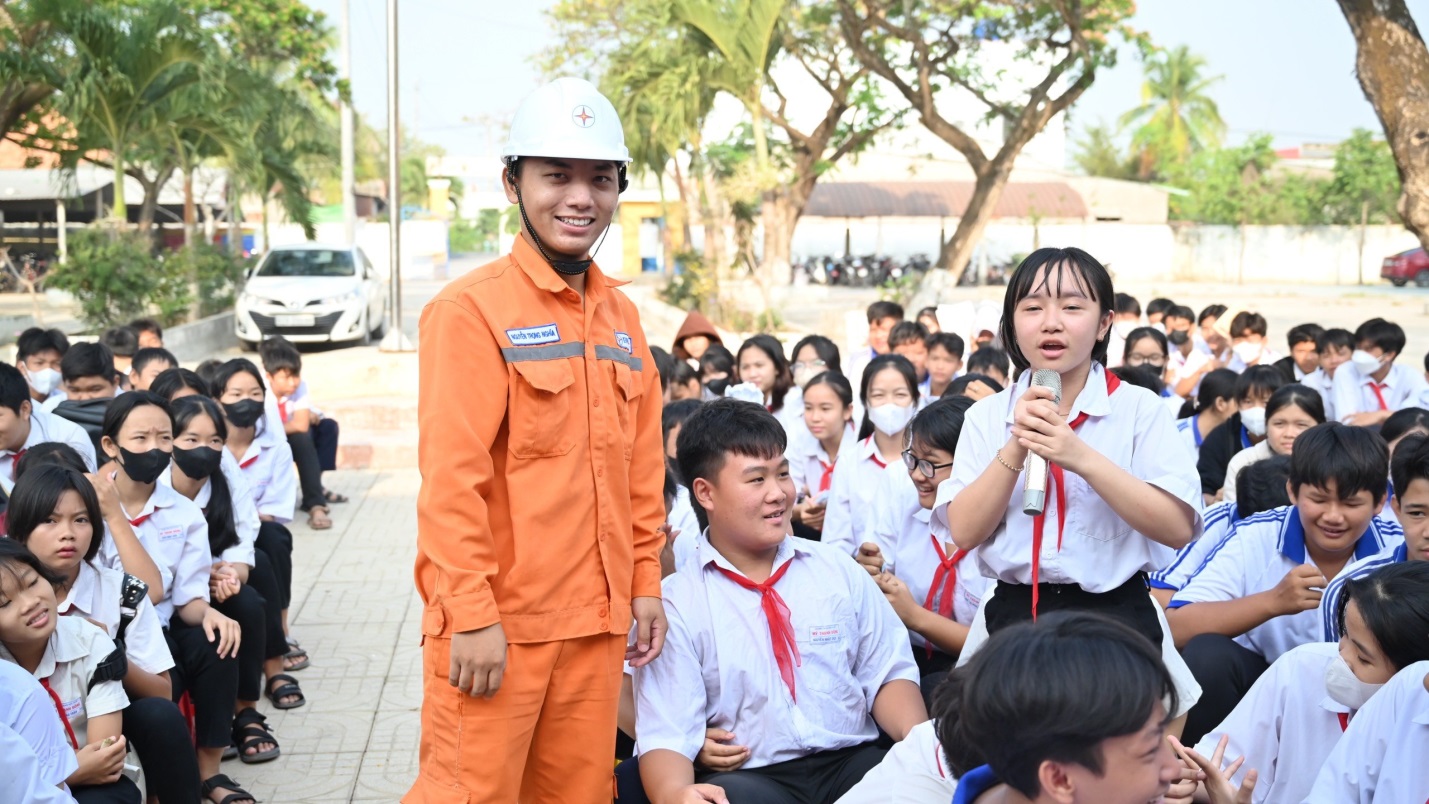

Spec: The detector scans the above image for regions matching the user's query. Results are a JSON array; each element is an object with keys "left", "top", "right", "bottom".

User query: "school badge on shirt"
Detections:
[
  {"left": 615, "top": 331, "right": 633, "bottom": 354},
  {"left": 810, "top": 625, "right": 842, "bottom": 645}
]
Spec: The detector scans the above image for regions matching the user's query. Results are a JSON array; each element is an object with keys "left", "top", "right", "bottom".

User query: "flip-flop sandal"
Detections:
[
  {"left": 265, "top": 673, "right": 307, "bottom": 710},
  {"left": 202, "top": 773, "right": 257, "bottom": 804},
  {"left": 283, "top": 645, "right": 310, "bottom": 672},
  {"left": 231, "top": 707, "right": 280, "bottom": 764},
  {"left": 222, "top": 743, "right": 238, "bottom": 761},
  {"left": 307, "top": 506, "right": 333, "bottom": 530},
  {"left": 323, "top": 488, "right": 349, "bottom": 504}
]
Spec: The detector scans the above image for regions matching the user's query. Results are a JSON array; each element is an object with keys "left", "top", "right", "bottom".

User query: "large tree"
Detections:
[
  {"left": 1335, "top": 0, "right": 1429, "bottom": 251},
  {"left": 1119, "top": 44, "right": 1224, "bottom": 179},
  {"left": 839, "top": 0, "right": 1145, "bottom": 276}
]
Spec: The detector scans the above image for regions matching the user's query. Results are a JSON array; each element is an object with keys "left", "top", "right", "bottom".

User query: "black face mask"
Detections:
[
  {"left": 704, "top": 378, "right": 730, "bottom": 397},
  {"left": 119, "top": 447, "right": 170, "bottom": 485},
  {"left": 1167, "top": 329, "right": 1190, "bottom": 347},
  {"left": 223, "top": 399, "right": 264, "bottom": 429},
  {"left": 172, "top": 445, "right": 223, "bottom": 480}
]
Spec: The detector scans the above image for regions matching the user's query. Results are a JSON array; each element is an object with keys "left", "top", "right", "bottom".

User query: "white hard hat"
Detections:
[{"left": 501, "top": 77, "right": 630, "bottom": 164}]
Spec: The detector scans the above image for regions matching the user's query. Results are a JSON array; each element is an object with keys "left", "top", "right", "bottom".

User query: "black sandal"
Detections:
[
  {"left": 202, "top": 773, "right": 257, "bottom": 804},
  {"left": 323, "top": 488, "right": 349, "bottom": 504},
  {"left": 231, "top": 707, "right": 280, "bottom": 763},
  {"left": 265, "top": 673, "right": 307, "bottom": 710},
  {"left": 282, "top": 645, "right": 310, "bottom": 672}
]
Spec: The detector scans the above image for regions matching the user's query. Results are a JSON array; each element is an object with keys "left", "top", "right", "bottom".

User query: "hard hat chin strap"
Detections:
[{"left": 509, "top": 167, "right": 614, "bottom": 277}]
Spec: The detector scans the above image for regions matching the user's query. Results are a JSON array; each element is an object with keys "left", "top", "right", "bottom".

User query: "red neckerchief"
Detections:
[
  {"left": 818, "top": 459, "right": 836, "bottom": 493},
  {"left": 9, "top": 447, "right": 26, "bottom": 477},
  {"left": 713, "top": 559, "right": 802, "bottom": 701},
  {"left": 1029, "top": 369, "right": 1121, "bottom": 619},
  {"left": 864, "top": 437, "right": 887, "bottom": 469},
  {"left": 40, "top": 677, "right": 79, "bottom": 750},
  {"left": 239, "top": 454, "right": 260, "bottom": 469},
  {"left": 1338, "top": 711, "right": 1350, "bottom": 732},
  {"left": 129, "top": 513, "right": 151, "bottom": 527},
  {"left": 922, "top": 534, "right": 970, "bottom": 659},
  {"left": 1367, "top": 382, "right": 1389, "bottom": 411}
]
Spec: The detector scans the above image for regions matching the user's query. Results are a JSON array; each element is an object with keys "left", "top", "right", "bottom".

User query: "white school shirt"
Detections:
[
  {"left": 58, "top": 561, "right": 174, "bottom": 676},
  {"left": 1226, "top": 346, "right": 1284, "bottom": 374},
  {"left": 667, "top": 485, "right": 701, "bottom": 572},
  {"left": 158, "top": 448, "right": 260, "bottom": 568},
  {"left": 1302, "top": 368, "right": 1337, "bottom": 422},
  {"left": 1196, "top": 642, "right": 1351, "bottom": 804},
  {"left": 1169, "top": 505, "right": 1401, "bottom": 663},
  {"left": 774, "top": 385, "right": 807, "bottom": 445},
  {"left": 868, "top": 464, "right": 990, "bottom": 652},
  {"left": 1319, "top": 541, "right": 1409, "bottom": 642},
  {"left": 0, "top": 660, "right": 78, "bottom": 790},
  {"left": 0, "top": 617, "right": 129, "bottom": 749},
  {"left": 233, "top": 419, "right": 297, "bottom": 523},
  {"left": 0, "top": 409, "right": 96, "bottom": 488},
  {"left": 1222, "top": 441, "right": 1276, "bottom": 502},
  {"left": 0, "top": 721, "right": 78, "bottom": 804},
  {"left": 933, "top": 362, "right": 1203, "bottom": 591},
  {"left": 633, "top": 531, "right": 920, "bottom": 768},
  {"left": 1305, "top": 659, "right": 1429, "bottom": 803},
  {"left": 833, "top": 719, "right": 955, "bottom": 804},
  {"left": 1332, "top": 362, "right": 1429, "bottom": 421},
  {"left": 1149, "top": 501, "right": 1240, "bottom": 593},
  {"left": 824, "top": 435, "right": 900, "bottom": 557},
  {"left": 1174, "top": 415, "right": 1208, "bottom": 456},
  {"left": 1170, "top": 348, "right": 1213, "bottom": 397},
  {"left": 96, "top": 481, "right": 212, "bottom": 627},
  {"left": 787, "top": 424, "right": 856, "bottom": 499}
]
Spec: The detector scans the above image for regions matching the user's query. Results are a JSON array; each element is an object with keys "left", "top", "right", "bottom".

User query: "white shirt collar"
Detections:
[{"left": 694, "top": 528, "right": 812, "bottom": 578}]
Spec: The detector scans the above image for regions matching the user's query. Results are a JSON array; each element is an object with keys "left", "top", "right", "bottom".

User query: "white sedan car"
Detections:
[{"left": 236, "top": 243, "right": 389, "bottom": 349}]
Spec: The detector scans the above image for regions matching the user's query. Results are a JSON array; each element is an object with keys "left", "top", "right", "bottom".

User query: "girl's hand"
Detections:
[
  {"left": 85, "top": 471, "right": 123, "bottom": 521},
  {"left": 209, "top": 563, "right": 241, "bottom": 602},
  {"left": 854, "top": 543, "right": 884, "bottom": 577},
  {"left": 202, "top": 607, "right": 242, "bottom": 658},
  {"left": 71, "top": 736, "right": 127, "bottom": 785},
  {"left": 875, "top": 572, "right": 920, "bottom": 626},
  {"left": 1162, "top": 761, "right": 1203, "bottom": 804},
  {"left": 801, "top": 500, "right": 827, "bottom": 531},
  {"left": 695, "top": 728, "right": 750, "bottom": 772},
  {"left": 1170, "top": 735, "right": 1256, "bottom": 804},
  {"left": 1011, "top": 387, "right": 1089, "bottom": 472}
]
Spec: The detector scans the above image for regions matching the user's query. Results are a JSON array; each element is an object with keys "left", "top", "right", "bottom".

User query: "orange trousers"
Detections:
[{"left": 405, "top": 632, "right": 625, "bottom": 804}]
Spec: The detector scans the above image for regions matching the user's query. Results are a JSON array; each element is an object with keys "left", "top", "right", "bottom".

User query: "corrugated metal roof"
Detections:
[
  {"left": 0, "top": 164, "right": 228, "bottom": 205},
  {"left": 804, "top": 180, "right": 1088, "bottom": 219}
]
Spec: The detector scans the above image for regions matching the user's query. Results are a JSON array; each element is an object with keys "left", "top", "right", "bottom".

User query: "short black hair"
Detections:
[
  {"left": 662, "top": 399, "right": 704, "bottom": 461},
  {"left": 934, "top": 612, "right": 1176, "bottom": 795},
  {"left": 1235, "top": 364, "right": 1287, "bottom": 404},
  {"left": 888, "top": 321, "right": 930, "bottom": 349},
  {"left": 15, "top": 442, "right": 89, "bottom": 478},
  {"left": 15, "top": 327, "right": 69, "bottom": 362},
  {"left": 1354, "top": 317, "right": 1406, "bottom": 357},
  {"left": 927, "top": 332, "right": 965, "bottom": 361},
  {"left": 128, "top": 318, "right": 162, "bottom": 339},
  {"left": 1179, "top": 368, "right": 1239, "bottom": 418},
  {"left": 1335, "top": 561, "right": 1429, "bottom": 673},
  {"left": 1197, "top": 304, "right": 1228, "bottom": 327},
  {"left": 259, "top": 336, "right": 302, "bottom": 376},
  {"left": 101, "top": 326, "right": 139, "bottom": 358},
  {"left": 908, "top": 396, "right": 975, "bottom": 456},
  {"left": 1166, "top": 305, "right": 1195, "bottom": 323},
  {"left": 675, "top": 399, "right": 787, "bottom": 531},
  {"left": 789, "top": 334, "right": 842, "bottom": 376},
  {"left": 670, "top": 358, "right": 699, "bottom": 390},
  {"left": 1237, "top": 454, "right": 1292, "bottom": 519},
  {"left": 1113, "top": 292, "right": 1141, "bottom": 316},
  {"left": 8, "top": 463, "right": 105, "bottom": 563},
  {"left": 1317, "top": 327, "right": 1354, "bottom": 354},
  {"left": 1111, "top": 364, "right": 1164, "bottom": 396},
  {"left": 1146, "top": 297, "right": 1175, "bottom": 319},
  {"left": 195, "top": 358, "right": 225, "bottom": 388},
  {"left": 131, "top": 347, "right": 177, "bottom": 376},
  {"left": 0, "top": 363, "right": 31, "bottom": 415},
  {"left": 1383, "top": 408, "right": 1429, "bottom": 446},
  {"left": 1229, "top": 311, "right": 1268, "bottom": 338},
  {"left": 948, "top": 373, "right": 1004, "bottom": 397},
  {"left": 966, "top": 346, "right": 1009, "bottom": 379},
  {"left": 1286, "top": 323, "right": 1326, "bottom": 350},
  {"left": 650, "top": 346, "right": 675, "bottom": 393},
  {"left": 803, "top": 370, "right": 854, "bottom": 409},
  {"left": 1289, "top": 422, "right": 1389, "bottom": 503},
  {"left": 1266, "top": 383, "right": 1326, "bottom": 425},
  {"left": 866, "top": 301, "right": 904, "bottom": 325},
  {"left": 1001, "top": 248, "right": 1115, "bottom": 373},
  {"left": 1391, "top": 433, "right": 1429, "bottom": 502},
  {"left": 60, "top": 342, "right": 115, "bottom": 383},
  {"left": 150, "top": 368, "right": 211, "bottom": 402},
  {"left": 0, "top": 538, "right": 67, "bottom": 596}
]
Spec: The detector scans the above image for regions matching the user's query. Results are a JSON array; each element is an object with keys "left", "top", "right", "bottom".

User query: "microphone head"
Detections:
[{"left": 1030, "top": 369, "right": 1062, "bottom": 405}]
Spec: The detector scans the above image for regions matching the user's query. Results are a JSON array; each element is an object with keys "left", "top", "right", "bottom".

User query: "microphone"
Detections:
[{"left": 1022, "top": 369, "right": 1063, "bottom": 516}]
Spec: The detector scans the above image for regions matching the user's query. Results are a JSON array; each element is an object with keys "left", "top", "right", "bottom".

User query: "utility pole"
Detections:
[
  {"left": 380, "top": 0, "right": 413, "bottom": 351},
  {"left": 340, "top": 0, "right": 355, "bottom": 245}
]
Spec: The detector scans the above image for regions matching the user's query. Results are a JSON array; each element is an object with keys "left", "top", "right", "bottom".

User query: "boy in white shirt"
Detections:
[
  {"left": 0, "top": 364, "right": 97, "bottom": 488},
  {"left": 1332, "top": 317, "right": 1429, "bottom": 426},
  {"left": 1301, "top": 327, "right": 1353, "bottom": 422},
  {"left": 1167, "top": 423, "right": 1403, "bottom": 743},
  {"left": 632, "top": 399, "right": 926, "bottom": 804}
]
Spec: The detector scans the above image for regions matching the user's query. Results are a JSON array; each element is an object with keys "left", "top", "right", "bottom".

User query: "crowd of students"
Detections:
[
  {"left": 617, "top": 246, "right": 1429, "bottom": 803},
  {"left": 0, "top": 320, "right": 346, "bottom": 804}
]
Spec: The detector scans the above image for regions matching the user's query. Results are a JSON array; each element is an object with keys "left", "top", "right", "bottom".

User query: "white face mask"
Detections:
[
  {"left": 724, "top": 382, "right": 765, "bottom": 405},
  {"left": 1240, "top": 406, "right": 1267, "bottom": 437},
  {"left": 1232, "top": 341, "right": 1263, "bottom": 363},
  {"left": 792, "top": 366, "right": 822, "bottom": 389},
  {"left": 1351, "top": 349, "right": 1385, "bottom": 377},
  {"left": 1324, "top": 652, "right": 1385, "bottom": 711},
  {"left": 868, "top": 403, "right": 915, "bottom": 437},
  {"left": 25, "top": 367, "right": 60, "bottom": 397},
  {"left": 1113, "top": 321, "right": 1137, "bottom": 339}
]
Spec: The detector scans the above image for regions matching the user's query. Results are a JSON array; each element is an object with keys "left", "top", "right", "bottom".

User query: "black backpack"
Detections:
[{"left": 88, "top": 573, "right": 148, "bottom": 691}]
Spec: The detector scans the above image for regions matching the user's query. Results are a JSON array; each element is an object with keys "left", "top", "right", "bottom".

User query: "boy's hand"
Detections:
[
  {"left": 450, "top": 622, "right": 507, "bottom": 697},
  {"left": 71, "top": 736, "right": 127, "bottom": 785},
  {"left": 1170, "top": 735, "right": 1257, "bottom": 804},
  {"left": 672, "top": 784, "right": 730, "bottom": 803},
  {"left": 1272, "top": 565, "right": 1326, "bottom": 616},
  {"left": 855, "top": 543, "right": 884, "bottom": 577},
  {"left": 627, "top": 597, "right": 667, "bottom": 667},
  {"left": 695, "top": 728, "right": 749, "bottom": 771}
]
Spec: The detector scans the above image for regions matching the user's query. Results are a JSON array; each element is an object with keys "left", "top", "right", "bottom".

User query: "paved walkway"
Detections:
[{"left": 233, "top": 467, "right": 422, "bottom": 802}]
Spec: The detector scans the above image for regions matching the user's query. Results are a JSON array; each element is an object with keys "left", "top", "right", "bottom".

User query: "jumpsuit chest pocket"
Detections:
[
  {"left": 509, "top": 359, "right": 576, "bottom": 458},
  {"left": 609, "top": 361, "right": 643, "bottom": 460}
]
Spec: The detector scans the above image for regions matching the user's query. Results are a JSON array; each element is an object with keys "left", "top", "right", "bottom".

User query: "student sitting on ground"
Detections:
[
  {"left": 963, "top": 347, "right": 1008, "bottom": 390},
  {"left": 260, "top": 337, "right": 344, "bottom": 530},
  {"left": 0, "top": 659, "right": 83, "bottom": 803},
  {"left": 1274, "top": 323, "right": 1324, "bottom": 383},
  {"left": 628, "top": 399, "right": 926, "bottom": 804},
  {"left": 1194, "top": 561, "right": 1429, "bottom": 804},
  {"left": 14, "top": 326, "right": 69, "bottom": 404},
  {"left": 127, "top": 348, "right": 177, "bottom": 394},
  {"left": 1305, "top": 657, "right": 1429, "bottom": 802},
  {"left": 0, "top": 363, "right": 97, "bottom": 488},
  {"left": 1168, "top": 422, "right": 1404, "bottom": 743},
  {"left": 1220, "top": 384, "right": 1324, "bottom": 503},
  {"left": 889, "top": 322, "right": 931, "bottom": 385},
  {"left": 128, "top": 319, "right": 163, "bottom": 351},
  {"left": 47, "top": 343, "right": 122, "bottom": 457},
  {"left": 1302, "top": 327, "right": 1354, "bottom": 422},
  {"left": 1332, "top": 317, "right": 1429, "bottom": 426},
  {"left": 1196, "top": 365, "right": 1286, "bottom": 504},
  {"left": 922, "top": 333, "right": 965, "bottom": 405},
  {"left": 1174, "top": 368, "right": 1238, "bottom": 458}
]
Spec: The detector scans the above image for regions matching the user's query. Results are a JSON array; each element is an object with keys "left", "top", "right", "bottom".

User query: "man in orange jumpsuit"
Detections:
[{"left": 407, "top": 77, "right": 668, "bottom": 803}]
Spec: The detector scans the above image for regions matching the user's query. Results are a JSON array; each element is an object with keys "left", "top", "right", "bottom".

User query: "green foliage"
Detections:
[
  {"left": 165, "top": 242, "right": 250, "bottom": 319},
  {"left": 878, "top": 272, "right": 920, "bottom": 309},
  {"left": 449, "top": 218, "right": 490, "bottom": 254},
  {"left": 658, "top": 251, "right": 718, "bottom": 311},
  {"left": 1323, "top": 129, "right": 1402, "bottom": 225},
  {"left": 1120, "top": 45, "right": 1225, "bottom": 179},
  {"left": 1072, "top": 122, "right": 1139, "bottom": 180}
]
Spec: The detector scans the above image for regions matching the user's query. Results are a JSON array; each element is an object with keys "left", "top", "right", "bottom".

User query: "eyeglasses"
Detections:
[
  {"left": 792, "top": 359, "right": 827, "bottom": 372},
  {"left": 902, "top": 449, "right": 954, "bottom": 479},
  {"left": 1126, "top": 355, "right": 1166, "bottom": 368}
]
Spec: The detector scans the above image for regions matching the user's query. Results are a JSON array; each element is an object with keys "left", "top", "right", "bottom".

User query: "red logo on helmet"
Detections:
[{"left": 572, "top": 105, "right": 595, "bottom": 128}]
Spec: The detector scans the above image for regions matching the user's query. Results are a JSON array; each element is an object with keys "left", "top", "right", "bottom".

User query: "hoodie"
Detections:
[{"left": 671, "top": 310, "right": 722, "bottom": 360}]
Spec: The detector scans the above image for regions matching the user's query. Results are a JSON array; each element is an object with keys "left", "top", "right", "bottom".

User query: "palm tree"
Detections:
[{"left": 1119, "top": 45, "right": 1226, "bottom": 179}]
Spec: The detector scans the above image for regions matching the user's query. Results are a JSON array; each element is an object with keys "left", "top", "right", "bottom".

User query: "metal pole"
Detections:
[
  {"left": 379, "top": 0, "right": 413, "bottom": 351},
  {"left": 340, "top": 0, "right": 355, "bottom": 245}
]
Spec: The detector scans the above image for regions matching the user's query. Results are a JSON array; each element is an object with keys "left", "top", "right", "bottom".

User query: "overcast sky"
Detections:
[{"left": 312, "top": 0, "right": 1429, "bottom": 162}]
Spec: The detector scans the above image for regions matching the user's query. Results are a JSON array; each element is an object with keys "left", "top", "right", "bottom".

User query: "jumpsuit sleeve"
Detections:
[
  {"left": 417, "top": 298, "right": 510, "bottom": 633},
  {"left": 628, "top": 326, "right": 666, "bottom": 600}
]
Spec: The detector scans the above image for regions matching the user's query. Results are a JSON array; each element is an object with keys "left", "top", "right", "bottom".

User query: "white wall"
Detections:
[{"left": 260, "top": 220, "right": 450, "bottom": 280}]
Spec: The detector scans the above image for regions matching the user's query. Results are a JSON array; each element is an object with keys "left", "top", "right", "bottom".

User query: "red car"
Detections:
[{"left": 1382, "top": 247, "right": 1429, "bottom": 287}]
